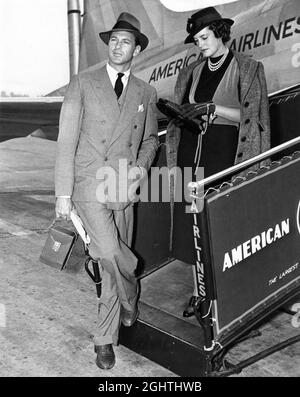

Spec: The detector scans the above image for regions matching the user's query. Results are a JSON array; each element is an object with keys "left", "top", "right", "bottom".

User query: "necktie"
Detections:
[{"left": 114, "top": 73, "right": 124, "bottom": 99}]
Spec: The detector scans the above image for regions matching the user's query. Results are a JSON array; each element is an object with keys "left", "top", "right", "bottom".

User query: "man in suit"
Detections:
[{"left": 55, "top": 12, "right": 158, "bottom": 370}]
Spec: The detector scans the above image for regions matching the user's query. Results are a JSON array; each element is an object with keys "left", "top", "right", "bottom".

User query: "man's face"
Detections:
[{"left": 108, "top": 30, "right": 141, "bottom": 69}]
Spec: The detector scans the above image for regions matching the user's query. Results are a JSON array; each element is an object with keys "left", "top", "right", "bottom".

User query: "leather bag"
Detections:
[{"left": 39, "top": 224, "right": 78, "bottom": 270}]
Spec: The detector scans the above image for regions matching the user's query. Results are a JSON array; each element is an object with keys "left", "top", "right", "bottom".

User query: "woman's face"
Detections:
[{"left": 193, "top": 26, "right": 225, "bottom": 58}]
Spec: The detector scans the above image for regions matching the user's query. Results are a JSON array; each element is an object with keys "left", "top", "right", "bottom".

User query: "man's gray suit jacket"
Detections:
[{"left": 55, "top": 66, "right": 158, "bottom": 210}]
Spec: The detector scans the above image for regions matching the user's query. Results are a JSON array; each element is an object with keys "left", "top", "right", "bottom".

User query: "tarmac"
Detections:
[
  {"left": 0, "top": 135, "right": 299, "bottom": 378},
  {"left": 0, "top": 136, "right": 175, "bottom": 377}
]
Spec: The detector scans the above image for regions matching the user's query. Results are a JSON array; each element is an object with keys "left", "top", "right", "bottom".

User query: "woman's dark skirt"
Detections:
[{"left": 173, "top": 124, "right": 239, "bottom": 264}]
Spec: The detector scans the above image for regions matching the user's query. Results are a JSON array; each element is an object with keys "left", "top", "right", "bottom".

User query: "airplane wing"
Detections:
[
  {"left": 0, "top": 97, "right": 63, "bottom": 125},
  {"left": 0, "top": 97, "right": 63, "bottom": 141}
]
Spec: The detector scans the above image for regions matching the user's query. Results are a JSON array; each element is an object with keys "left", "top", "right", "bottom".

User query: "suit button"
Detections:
[
  {"left": 128, "top": 143, "right": 132, "bottom": 147},
  {"left": 241, "top": 136, "right": 246, "bottom": 142},
  {"left": 245, "top": 119, "right": 250, "bottom": 124},
  {"left": 134, "top": 125, "right": 137, "bottom": 129},
  {"left": 101, "top": 120, "right": 106, "bottom": 125},
  {"left": 237, "top": 152, "right": 243, "bottom": 158},
  {"left": 102, "top": 139, "right": 106, "bottom": 144},
  {"left": 128, "top": 160, "right": 133, "bottom": 165},
  {"left": 104, "top": 156, "right": 108, "bottom": 161},
  {"left": 244, "top": 102, "right": 249, "bottom": 108}
]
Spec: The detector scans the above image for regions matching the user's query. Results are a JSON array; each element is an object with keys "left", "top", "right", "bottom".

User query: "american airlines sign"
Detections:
[{"left": 201, "top": 155, "right": 300, "bottom": 336}]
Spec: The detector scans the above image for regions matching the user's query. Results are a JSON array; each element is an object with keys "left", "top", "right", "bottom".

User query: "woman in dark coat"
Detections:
[{"left": 166, "top": 7, "right": 271, "bottom": 316}]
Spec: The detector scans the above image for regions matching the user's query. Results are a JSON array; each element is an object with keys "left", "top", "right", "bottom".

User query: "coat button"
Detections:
[
  {"left": 237, "top": 152, "right": 243, "bottom": 158},
  {"left": 244, "top": 101, "right": 249, "bottom": 108},
  {"left": 128, "top": 143, "right": 133, "bottom": 147},
  {"left": 104, "top": 156, "right": 108, "bottom": 161},
  {"left": 102, "top": 139, "right": 106, "bottom": 144},
  {"left": 128, "top": 160, "right": 133, "bottom": 165},
  {"left": 101, "top": 120, "right": 106, "bottom": 125},
  {"left": 245, "top": 119, "right": 250, "bottom": 124},
  {"left": 134, "top": 125, "right": 137, "bottom": 129},
  {"left": 241, "top": 136, "right": 246, "bottom": 142}
]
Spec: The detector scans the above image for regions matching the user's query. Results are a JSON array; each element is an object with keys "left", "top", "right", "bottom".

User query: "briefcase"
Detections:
[{"left": 39, "top": 225, "right": 78, "bottom": 270}]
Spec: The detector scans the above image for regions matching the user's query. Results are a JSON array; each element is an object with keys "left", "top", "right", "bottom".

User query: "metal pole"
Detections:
[
  {"left": 189, "top": 136, "right": 300, "bottom": 191},
  {"left": 211, "top": 334, "right": 300, "bottom": 377},
  {"left": 68, "top": 0, "right": 81, "bottom": 78}
]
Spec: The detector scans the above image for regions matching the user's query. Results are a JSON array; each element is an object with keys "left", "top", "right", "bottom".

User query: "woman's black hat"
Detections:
[{"left": 184, "top": 7, "right": 234, "bottom": 44}]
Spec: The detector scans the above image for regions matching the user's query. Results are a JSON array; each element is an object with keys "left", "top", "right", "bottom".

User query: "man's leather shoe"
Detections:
[
  {"left": 94, "top": 344, "right": 115, "bottom": 370},
  {"left": 121, "top": 306, "right": 139, "bottom": 327}
]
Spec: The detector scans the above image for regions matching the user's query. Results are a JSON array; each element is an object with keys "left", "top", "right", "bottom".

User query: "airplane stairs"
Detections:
[
  {"left": 119, "top": 257, "right": 300, "bottom": 377},
  {"left": 119, "top": 259, "right": 212, "bottom": 377}
]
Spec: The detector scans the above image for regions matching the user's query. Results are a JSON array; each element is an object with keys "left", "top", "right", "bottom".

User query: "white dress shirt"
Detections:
[{"left": 106, "top": 63, "right": 130, "bottom": 92}]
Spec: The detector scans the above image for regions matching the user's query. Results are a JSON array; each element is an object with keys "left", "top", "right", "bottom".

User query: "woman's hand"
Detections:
[
  {"left": 168, "top": 117, "right": 185, "bottom": 128},
  {"left": 180, "top": 102, "right": 216, "bottom": 120}
]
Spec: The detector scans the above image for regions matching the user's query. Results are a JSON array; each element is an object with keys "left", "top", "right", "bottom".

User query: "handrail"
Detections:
[{"left": 188, "top": 136, "right": 300, "bottom": 190}]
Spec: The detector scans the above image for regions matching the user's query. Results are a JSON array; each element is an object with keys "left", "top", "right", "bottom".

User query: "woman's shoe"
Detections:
[{"left": 183, "top": 295, "right": 201, "bottom": 317}]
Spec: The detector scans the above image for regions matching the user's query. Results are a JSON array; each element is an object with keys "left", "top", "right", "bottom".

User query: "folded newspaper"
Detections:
[{"left": 70, "top": 210, "right": 91, "bottom": 246}]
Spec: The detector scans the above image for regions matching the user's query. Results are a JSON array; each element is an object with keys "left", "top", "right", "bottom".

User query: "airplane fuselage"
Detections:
[{"left": 131, "top": 0, "right": 300, "bottom": 97}]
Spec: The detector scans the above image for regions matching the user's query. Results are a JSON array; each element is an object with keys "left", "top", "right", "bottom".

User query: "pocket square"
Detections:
[{"left": 138, "top": 104, "right": 144, "bottom": 112}]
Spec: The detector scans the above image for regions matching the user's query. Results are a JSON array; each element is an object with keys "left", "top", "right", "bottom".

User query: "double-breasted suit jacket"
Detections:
[{"left": 55, "top": 66, "right": 158, "bottom": 209}]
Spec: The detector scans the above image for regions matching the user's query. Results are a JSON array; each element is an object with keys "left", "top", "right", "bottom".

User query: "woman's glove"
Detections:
[
  {"left": 157, "top": 98, "right": 216, "bottom": 131},
  {"left": 180, "top": 102, "right": 216, "bottom": 121}
]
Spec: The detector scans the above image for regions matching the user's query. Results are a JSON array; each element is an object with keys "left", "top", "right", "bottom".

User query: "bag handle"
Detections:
[{"left": 45, "top": 218, "right": 58, "bottom": 231}]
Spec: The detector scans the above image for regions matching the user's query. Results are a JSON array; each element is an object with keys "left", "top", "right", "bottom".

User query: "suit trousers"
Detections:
[{"left": 74, "top": 201, "right": 138, "bottom": 346}]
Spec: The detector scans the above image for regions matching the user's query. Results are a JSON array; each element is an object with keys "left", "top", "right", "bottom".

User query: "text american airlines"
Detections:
[{"left": 222, "top": 219, "right": 290, "bottom": 272}]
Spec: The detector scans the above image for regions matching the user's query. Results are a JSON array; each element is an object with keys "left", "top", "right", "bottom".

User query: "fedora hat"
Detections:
[
  {"left": 184, "top": 7, "right": 234, "bottom": 44},
  {"left": 99, "top": 12, "right": 149, "bottom": 51}
]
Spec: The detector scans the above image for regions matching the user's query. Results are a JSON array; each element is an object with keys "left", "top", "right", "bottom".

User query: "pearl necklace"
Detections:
[{"left": 208, "top": 48, "right": 229, "bottom": 72}]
